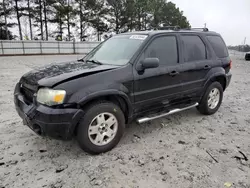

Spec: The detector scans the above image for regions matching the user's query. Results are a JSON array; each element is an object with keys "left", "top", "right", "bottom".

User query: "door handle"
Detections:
[
  {"left": 169, "top": 70, "right": 179, "bottom": 76},
  {"left": 204, "top": 65, "right": 211, "bottom": 69}
]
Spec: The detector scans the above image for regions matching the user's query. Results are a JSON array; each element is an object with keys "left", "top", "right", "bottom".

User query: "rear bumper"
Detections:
[
  {"left": 14, "top": 83, "right": 83, "bottom": 140},
  {"left": 225, "top": 72, "right": 232, "bottom": 89}
]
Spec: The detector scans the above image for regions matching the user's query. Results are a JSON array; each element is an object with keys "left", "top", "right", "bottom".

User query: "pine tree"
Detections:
[
  {"left": 14, "top": 0, "right": 23, "bottom": 40},
  {"left": 27, "top": 0, "right": 33, "bottom": 40},
  {"left": 134, "top": 0, "right": 149, "bottom": 30},
  {"left": 2, "top": 0, "right": 191, "bottom": 41},
  {"left": 49, "top": 0, "right": 67, "bottom": 40},
  {"left": 2, "top": 0, "right": 10, "bottom": 39},
  {"left": 0, "top": 27, "right": 15, "bottom": 39},
  {"left": 125, "top": 0, "right": 136, "bottom": 31},
  {"left": 43, "top": 0, "right": 58, "bottom": 40},
  {"left": 149, "top": 0, "right": 165, "bottom": 28},
  {"left": 50, "top": 0, "right": 77, "bottom": 41},
  {"left": 65, "top": 0, "right": 77, "bottom": 40},
  {"left": 21, "top": 0, "right": 35, "bottom": 40},
  {"left": 32, "top": 0, "right": 44, "bottom": 40},
  {"left": 86, "top": 0, "right": 109, "bottom": 41},
  {"left": 160, "top": 2, "right": 190, "bottom": 28},
  {"left": 43, "top": 0, "right": 49, "bottom": 40},
  {"left": 107, "top": 0, "right": 131, "bottom": 33},
  {"left": 0, "top": 0, "right": 15, "bottom": 40},
  {"left": 75, "top": 0, "right": 89, "bottom": 41}
]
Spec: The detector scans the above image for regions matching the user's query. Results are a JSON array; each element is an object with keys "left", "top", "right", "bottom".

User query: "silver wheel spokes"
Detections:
[
  {"left": 88, "top": 113, "right": 118, "bottom": 146},
  {"left": 208, "top": 88, "right": 220, "bottom": 109}
]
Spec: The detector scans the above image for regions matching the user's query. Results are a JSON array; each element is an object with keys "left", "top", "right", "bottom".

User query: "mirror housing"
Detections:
[{"left": 139, "top": 58, "right": 159, "bottom": 70}]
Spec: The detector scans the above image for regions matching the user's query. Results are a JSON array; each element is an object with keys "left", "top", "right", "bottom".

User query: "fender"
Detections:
[
  {"left": 203, "top": 67, "right": 226, "bottom": 89},
  {"left": 78, "top": 89, "right": 133, "bottom": 118}
]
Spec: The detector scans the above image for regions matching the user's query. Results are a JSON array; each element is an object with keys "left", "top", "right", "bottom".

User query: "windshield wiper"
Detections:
[
  {"left": 77, "top": 58, "right": 85, "bottom": 62},
  {"left": 86, "top": 59, "right": 103, "bottom": 65}
]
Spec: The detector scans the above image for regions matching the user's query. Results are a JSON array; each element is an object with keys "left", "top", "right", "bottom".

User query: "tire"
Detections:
[
  {"left": 77, "top": 101, "right": 125, "bottom": 154},
  {"left": 197, "top": 82, "right": 223, "bottom": 115}
]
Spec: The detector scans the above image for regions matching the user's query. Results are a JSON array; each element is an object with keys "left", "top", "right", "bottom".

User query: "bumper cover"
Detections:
[
  {"left": 14, "top": 84, "right": 83, "bottom": 140},
  {"left": 225, "top": 72, "right": 232, "bottom": 89}
]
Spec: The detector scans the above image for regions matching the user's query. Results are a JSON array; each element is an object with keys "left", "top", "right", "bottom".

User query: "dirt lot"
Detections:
[{"left": 0, "top": 52, "right": 250, "bottom": 188}]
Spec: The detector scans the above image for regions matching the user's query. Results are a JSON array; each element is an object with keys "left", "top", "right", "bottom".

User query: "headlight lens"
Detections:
[{"left": 37, "top": 88, "right": 66, "bottom": 106}]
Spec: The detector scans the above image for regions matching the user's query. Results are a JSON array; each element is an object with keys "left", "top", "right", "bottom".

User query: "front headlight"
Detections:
[{"left": 37, "top": 88, "right": 66, "bottom": 106}]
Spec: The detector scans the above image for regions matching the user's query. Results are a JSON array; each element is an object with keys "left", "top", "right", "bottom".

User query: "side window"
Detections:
[
  {"left": 182, "top": 35, "right": 206, "bottom": 62},
  {"left": 144, "top": 36, "right": 178, "bottom": 66},
  {"left": 207, "top": 35, "right": 229, "bottom": 58}
]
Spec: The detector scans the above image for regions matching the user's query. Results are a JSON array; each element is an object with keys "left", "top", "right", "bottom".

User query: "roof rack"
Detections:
[
  {"left": 182, "top": 27, "right": 209, "bottom": 32},
  {"left": 156, "top": 26, "right": 180, "bottom": 31},
  {"left": 155, "top": 26, "right": 209, "bottom": 32}
]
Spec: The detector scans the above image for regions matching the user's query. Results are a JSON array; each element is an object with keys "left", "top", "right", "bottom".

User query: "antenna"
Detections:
[{"left": 243, "top": 37, "right": 246, "bottom": 45}]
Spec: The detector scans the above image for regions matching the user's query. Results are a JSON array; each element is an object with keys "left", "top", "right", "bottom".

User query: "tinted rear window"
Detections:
[
  {"left": 207, "top": 36, "right": 228, "bottom": 58},
  {"left": 182, "top": 35, "right": 206, "bottom": 62}
]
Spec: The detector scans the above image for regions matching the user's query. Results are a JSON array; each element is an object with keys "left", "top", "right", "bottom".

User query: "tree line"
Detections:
[
  {"left": 228, "top": 45, "right": 250, "bottom": 53},
  {"left": 0, "top": 0, "right": 190, "bottom": 41}
]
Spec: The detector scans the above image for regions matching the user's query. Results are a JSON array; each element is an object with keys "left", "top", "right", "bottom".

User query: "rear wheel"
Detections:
[
  {"left": 77, "top": 102, "right": 125, "bottom": 154},
  {"left": 197, "top": 82, "right": 223, "bottom": 115}
]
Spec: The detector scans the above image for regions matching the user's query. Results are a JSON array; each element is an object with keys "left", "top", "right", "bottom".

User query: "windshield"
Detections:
[{"left": 85, "top": 34, "right": 147, "bottom": 65}]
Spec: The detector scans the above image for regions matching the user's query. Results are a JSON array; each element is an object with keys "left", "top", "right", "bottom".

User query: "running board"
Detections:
[{"left": 137, "top": 103, "right": 199, "bottom": 124}]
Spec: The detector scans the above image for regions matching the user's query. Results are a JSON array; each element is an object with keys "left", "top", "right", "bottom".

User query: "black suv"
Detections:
[
  {"left": 245, "top": 52, "right": 250, "bottom": 61},
  {"left": 14, "top": 28, "right": 232, "bottom": 154}
]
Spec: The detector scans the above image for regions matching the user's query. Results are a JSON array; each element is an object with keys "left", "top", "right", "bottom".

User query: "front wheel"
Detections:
[
  {"left": 197, "top": 82, "right": 223, "bottom": 115},
  {"left": 77, "top": 102, "right": 125, "bottom": 154}
]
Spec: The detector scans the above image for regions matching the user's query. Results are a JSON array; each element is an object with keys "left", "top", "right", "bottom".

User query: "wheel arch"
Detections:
[
  {"left": 78, "top": 90, "right": 133, "bottom": 124},
  {"left": 204, "top": 72, "right": 227, "bottom": 91},
  {"left": 210, "top": 75, "right": 227, "bottom": 90}
]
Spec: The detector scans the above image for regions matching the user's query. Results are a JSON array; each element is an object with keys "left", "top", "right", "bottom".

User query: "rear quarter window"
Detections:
[{"left": 207, "top": 35, "right": 229, "bottom": 58}]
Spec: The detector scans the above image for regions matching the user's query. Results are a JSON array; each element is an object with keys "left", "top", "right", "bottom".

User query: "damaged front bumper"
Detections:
[{"left": 14, "top": 83, "right": 83, "bottom": 140}]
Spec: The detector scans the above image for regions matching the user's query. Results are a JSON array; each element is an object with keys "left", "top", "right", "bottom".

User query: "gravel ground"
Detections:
[{"left": 0, "top": 52, "right": 250, "bottom": 188}]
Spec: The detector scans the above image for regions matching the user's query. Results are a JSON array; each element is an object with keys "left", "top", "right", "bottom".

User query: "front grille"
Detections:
[{"left": 20, "top": 85, "right": 35, "bottom": 104}]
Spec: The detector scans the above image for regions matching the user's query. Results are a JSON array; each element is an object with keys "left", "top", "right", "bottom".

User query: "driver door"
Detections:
[{"left": 133, "top": 34, "right": 183, "bottom": 115}]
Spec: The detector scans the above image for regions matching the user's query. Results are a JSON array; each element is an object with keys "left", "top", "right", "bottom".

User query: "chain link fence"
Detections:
[{"left": 0, "top": 40, "right": 100, "bottom": 56}]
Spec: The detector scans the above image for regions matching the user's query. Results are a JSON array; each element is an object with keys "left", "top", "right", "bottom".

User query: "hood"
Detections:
[{"left": 20, "top": 61, "right": 119, "bottom": 89}]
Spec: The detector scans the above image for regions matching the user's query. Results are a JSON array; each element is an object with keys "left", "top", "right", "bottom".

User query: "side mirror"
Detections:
[{"left": 140, "top": 58, "right": 159, "bottom": 70}]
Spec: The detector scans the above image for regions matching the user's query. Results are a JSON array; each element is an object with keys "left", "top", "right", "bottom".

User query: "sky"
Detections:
[{"left": 171, "top": 0, "right": 250, "bottom": 45}]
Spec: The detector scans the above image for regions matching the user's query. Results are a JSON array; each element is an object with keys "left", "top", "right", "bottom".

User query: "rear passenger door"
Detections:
[
  {"left": 179, "top": 34, "right": 215, "bottom": 97},
  {"left": 206, "top": 35, "right": 231, "bottom": 73}
]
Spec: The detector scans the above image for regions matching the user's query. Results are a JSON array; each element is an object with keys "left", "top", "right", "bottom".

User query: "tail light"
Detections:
[{"left": 229, "top": 60, "right": 232, "bottom": 69}]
